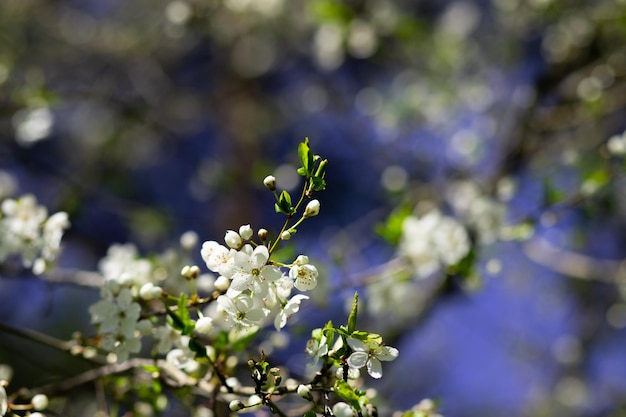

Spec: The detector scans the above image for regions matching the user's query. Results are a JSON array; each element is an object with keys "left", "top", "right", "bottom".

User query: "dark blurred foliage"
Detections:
[{"left": 1, "top": 0, "right": 626, "bottom": 416}]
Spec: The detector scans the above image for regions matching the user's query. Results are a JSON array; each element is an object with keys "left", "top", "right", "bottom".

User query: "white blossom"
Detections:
[
  {"left": 217, "top": 294, "right": 269, "bottom": 327},
  {"left": 228, "top": 245, "right": 281, "bottom": 297},
  {"left": 201, "top": 241, "right": 235, "bottom": 277},
  {"left": 399, "top": 210, "right": 470, "bottom": 277},
  {"left": 166, "top": 347, "right": 200, "bottom": 375},
  {"left": 290, "top": 263, "right": 318, "bottom": 291},
  {"left": 0, "top": 194, "right": 69, "bottom": 273},
  {"left": 346, "top": 338, "right": 398, "bottom": 379},
  {"left": 305, "top": 334, "right": 328, "bottom": 365},
  {"left": 89, "top": 283, "right": 143, "bottom": 363},
  {"left": 274, "top": 294, "right": 309, "bottom": 331},
  {"left": 98, "top": 243, "right": 152, "bottom": 286}
]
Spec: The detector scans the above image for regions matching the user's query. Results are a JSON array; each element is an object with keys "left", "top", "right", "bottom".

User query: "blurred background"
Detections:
[{"left": 1, "top": 0, "right": 626, "bottom": 416}]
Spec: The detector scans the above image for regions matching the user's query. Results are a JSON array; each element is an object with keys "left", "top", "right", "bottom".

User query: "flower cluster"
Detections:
[
  {"left": 89, "top": 281, "right": 143, "bottom": 362},
  {"left": 47, "top": 139, "right": 409, "bottom": 416},
  {"left": 301, "top": 294, "right": 399, "bottom": 417},
  {"left": 446, "top": 180, "right": 507, "bottom": 244},
  {"left": 398, "top": 209, "right": 470, "bottom": 278},
  {"left": 201, "top": 225, "right": 319, "bottom": 331},
  {"left": 0, "top": 194, "right": 69, "bottom": 274}
]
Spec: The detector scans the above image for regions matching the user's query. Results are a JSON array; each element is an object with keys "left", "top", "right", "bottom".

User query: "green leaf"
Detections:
[
  {"left": 334, "top": 379, "right": 362, "bottom": 410},
  {"left": 310, "top": 176, "right": 326, "bottom": 191},
  {"left": 314, "top": 158, "right": 327, "bottom": 179},
  {"left": 165, "top": 305, "right": 185, "bottom": 331},
  {"left": 298, "top": 138, "right": 314, "bottom": 177},
  {"left": 188, "top": 337, "right": 207, "bottom": 358},
  {"left": 347, "top": 292, "right": 358, "bottom": 334},
  {"left": 275, "top": 190, "right": 295, "bottom": 215},
  {"left": 375, "top": 204, "right": 413, "bottom": 245},
  {"left": 213, "top": 330, "right": 230, "bottom": 351},
  {"left": 543, "top": 177, "right": 565, "bottom": 205},
  {"left": 177, "top": 294, "right": 195, "bottom": 335}
]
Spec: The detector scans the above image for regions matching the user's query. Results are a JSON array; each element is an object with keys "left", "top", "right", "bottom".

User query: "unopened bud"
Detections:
[
  {"left": 294, "top": 255, "right": 309, "bottom": 265},
  {"left": 333, "top": 402, "right": 356, "bottom": 417},
  {"left": 31, "top": 394, "right": 49, "bottom": 411},
  {"left": 139, "top": 282, "right": 164, "bottom": 300},
  {"left": 248, "top": 394, "right": 262, "bottom": 407},
  {"left": 280, "top": 231, "right": 291, "bottom": 241},
  {"left": 304, "top": 199, "right": 320, "bottom": 218},
  {"left": 214, "top": 275, "right": 230, "bottom": 291},
  {"left": 263, "top": 175, "right": 277, "bottom": 191},
  {"left": 239, "top": 224, "right": 253, "bottom": 240},
  {"left": 297, "top": 384, "right": 313, "bottom": 400},
  {"left": 229, "top": 400, "right": 245, "bottom": 411},
  {"left": 225, "top": 230, "right": 243, "bottom": 249},
  {"left": 181, "top": 265, "right": 200, "bottom": 280},
  {"left": 195, "top": 316, "right": 214, "bottom": 334},
  {"left": 258, "top": 229, "right": 268, "bottom": 242}
]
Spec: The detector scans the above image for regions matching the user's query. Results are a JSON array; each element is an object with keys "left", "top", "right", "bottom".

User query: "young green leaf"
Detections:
[
  {"left": 165, "top": 305, "right": 185, "bottom": 331},
  {"left": 275, "top": 190, "right": 295, "bottom": 215},
  {"left": 188, "top": 337, "right": 207, "bottom": 358},
  {"left": 298, "top": 138, "right": 315, "bottom": 177},
  {"left": 334, "top": 379, "right": 362, "bottom": 410},
  {"left": 347, "top": 292, "right": 358, "bottom": 334}
]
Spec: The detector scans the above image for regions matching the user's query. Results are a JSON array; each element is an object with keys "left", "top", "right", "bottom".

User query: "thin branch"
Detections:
[
  {"left": 523, "top": 236, "right": 625, "bottom": 283},
  {"left": 0, "top": 321, "right": 73, "bottom": 353},
  {"left": 40, "top": 268, "right": 104, "bottom": 288}
]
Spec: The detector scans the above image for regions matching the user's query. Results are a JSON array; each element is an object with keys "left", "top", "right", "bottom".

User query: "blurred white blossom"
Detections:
[
  {"left": 0, "top": 194, "right": 69, "bottom": 273},
  {"left": 398, "top": 210, "right": 470, "bottom": 277}
]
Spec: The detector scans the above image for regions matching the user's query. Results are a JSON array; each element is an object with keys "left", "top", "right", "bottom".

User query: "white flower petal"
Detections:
[
  {"left": 366, "top": 357, "right": 383, "bottom": 379},
  {"left": 346, "top": 351, "right": 368, "bottom": 369},
  {"left": 347, "top": 338, "right": 367, "bottom": 352},
  {"left": 377, "top": 346, "right": 399, "bottom": 361}
]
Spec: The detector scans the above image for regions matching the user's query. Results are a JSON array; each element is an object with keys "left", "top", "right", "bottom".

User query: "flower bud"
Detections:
[
  {"left": 258, "top": 229, "right": 268, "bottom": 242},
  {"left": 181, "top": 265, "right": 200, "bottom": 280},
  {"left": 297, "top": 384, "right": 313, "bottom": 401},
  {"left": 333, "top": 402, "right": 356, "bottom": 417},
  {"left": 225, "top": 230, "right": 243, "bottom": 249},
  {"left": 195, "top": 317, "right": 214, "bottom": 334},
  {"left": 248, "top": 395, "right": 262, "bottom": 407},
  {"left": 294, "top": 255, "right": 309, "bottom": 266},
  {"left": 280, "top": 231, "right": 291, "bottom": 241},
  {"left": 229, "top": 400, "right": 245, "bottom": 411},
  {"left": 214, "top": 275, "right": 230, "bottom": 291},
  {"left": 139, "top": 282, "right": 163, "bottom": 300},
  {"left": 31, "top": 394, "right": 48, "bottom": 411},
  {"left": 303, "top": 199, "right": 320, "bottom": 218},
  {"left": 263, "top": 175, "right": 277, "bottom": 191},
  {"left": 239, "top": 224, "right": 253, "bottom": 240}
]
